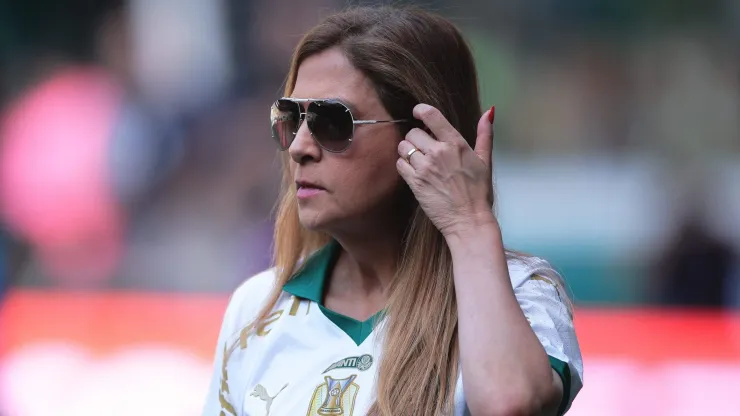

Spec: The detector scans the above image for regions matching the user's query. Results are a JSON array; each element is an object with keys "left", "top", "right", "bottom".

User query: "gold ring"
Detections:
[{"left": 405, "top": 147, "right": 419, "bottom": 161}]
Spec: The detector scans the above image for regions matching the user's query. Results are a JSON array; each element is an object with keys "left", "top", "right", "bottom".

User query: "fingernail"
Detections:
[{"left": 488, "top": 105, "right": 496, "bottom": 124}]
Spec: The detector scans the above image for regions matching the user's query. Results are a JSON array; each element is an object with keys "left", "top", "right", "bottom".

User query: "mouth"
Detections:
[
  {"left": 295, "top": 180, "right": 326, "bottom": 199},
  {"left": 295, "top": 180, "right": 326, "bottom": 191}
]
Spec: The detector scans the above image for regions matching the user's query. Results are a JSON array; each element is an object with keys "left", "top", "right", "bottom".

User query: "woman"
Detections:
[{"left": 203, "top": 6, "right": 583, "bottom": 416}]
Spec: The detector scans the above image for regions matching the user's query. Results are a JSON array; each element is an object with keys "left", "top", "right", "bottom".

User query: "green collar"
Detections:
[
  {"left": 282, "top": 241, "right": 338, "bottom": 303},
  {"left": 283, "top": 240, "right": 382, "bottom": 345}
]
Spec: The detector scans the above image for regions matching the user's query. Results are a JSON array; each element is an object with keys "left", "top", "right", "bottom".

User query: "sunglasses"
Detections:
[{"left": 270, "top": 97, "right": 409, "bottom": 152}]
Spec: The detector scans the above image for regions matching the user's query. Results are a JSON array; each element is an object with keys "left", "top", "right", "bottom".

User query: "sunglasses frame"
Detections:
[{"left": 271, "top": 97, "right": 409, "bottom": 153}]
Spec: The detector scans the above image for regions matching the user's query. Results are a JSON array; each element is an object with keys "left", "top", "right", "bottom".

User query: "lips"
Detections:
[
  {"left": 294, "top": 179, "right": 327, "bottom": 200},
  {"left": 295, "top": 180, "right": 326, "bottom": 191}
]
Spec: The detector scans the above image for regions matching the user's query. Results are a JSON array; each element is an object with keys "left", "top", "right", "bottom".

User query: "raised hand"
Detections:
[{"left": 397, "top": 104, "right": 497, "bottom": 238}]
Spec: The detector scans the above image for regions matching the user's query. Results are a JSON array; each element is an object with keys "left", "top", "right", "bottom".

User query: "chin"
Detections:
[
  {"left": 297, "top": 209, "right": 332, "bottom": 232},
  {"left": 298, "top": 219, "right": 325, "bottom": 232},
  {"left": 297, "top": 207, "right": 354, "bottom": 235}
]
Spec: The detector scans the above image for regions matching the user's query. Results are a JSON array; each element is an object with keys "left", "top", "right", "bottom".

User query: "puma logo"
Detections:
[{"left": 250, "top": 383, "right": 288, "bottom": 416}]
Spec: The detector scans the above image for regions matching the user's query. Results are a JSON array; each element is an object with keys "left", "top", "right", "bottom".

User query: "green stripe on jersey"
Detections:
[
  {"left": 283, "top": 240, "right": 383, "bottom": 345},
  {"left": 548, "top": 355, "right": 571, "bottom": 416}
]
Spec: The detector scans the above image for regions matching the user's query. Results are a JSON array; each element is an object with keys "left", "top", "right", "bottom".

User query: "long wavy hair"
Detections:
[{"left": 252, "top": 6, "right": 491, "bottom": 415}]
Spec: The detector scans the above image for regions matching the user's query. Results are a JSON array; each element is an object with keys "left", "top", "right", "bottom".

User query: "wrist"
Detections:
[{"left": 442, "top": 212, "right": 501, "bottom": 243}]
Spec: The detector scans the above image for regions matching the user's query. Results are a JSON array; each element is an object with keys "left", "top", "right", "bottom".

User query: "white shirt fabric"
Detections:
[{"left": 202, "top": 242, "right": 583, "bottom": 416}]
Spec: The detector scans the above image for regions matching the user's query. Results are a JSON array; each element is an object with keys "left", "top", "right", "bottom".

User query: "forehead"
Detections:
[{"left": 290, "top": 47, "right": 375, "bottom": 104}]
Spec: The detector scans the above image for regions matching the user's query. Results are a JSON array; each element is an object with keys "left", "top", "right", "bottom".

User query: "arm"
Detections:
[
  {"left": 396, "top": 104, "right": 582, "bottom": 414},
  {"left": 446, "top": 219, "right": 563, "bottom": 416}
]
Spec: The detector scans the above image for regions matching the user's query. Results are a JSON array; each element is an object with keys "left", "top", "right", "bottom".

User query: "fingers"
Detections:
[
  {"left": 396, "top": 157, "right": 415, "bottom": 181},
  {"left": 397, "top": 140, "right": 424, "bottom": 167},
  {"left": 474, "top": 106, "right": 495, "bottom": 169},
  {"left": 405, "top": 127, "right": 438, "bottom": 153},
  {"left": 413, "top": 104, "right": 465, "bottom": 145}
]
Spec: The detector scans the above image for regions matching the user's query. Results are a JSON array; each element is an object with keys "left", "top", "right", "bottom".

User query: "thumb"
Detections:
[{"left": 474, "top": 105, "right": 495, "bottom": 167}]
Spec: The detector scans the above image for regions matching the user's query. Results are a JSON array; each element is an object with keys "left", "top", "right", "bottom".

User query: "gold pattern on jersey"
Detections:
[
  {"left": 307, "top": 375, "right": 359, "bottom": 416},
  {"left": 219, "top": 342, "right": 238, "bottom": 415},
  {"left": 288, "top": 295, "right": 313, "bottom": 316},
  {"left": 289, "top": 296, "right": 301, "bottom": 316},
  {"left": 239, "top": 308, "right": 288, "bottom": 349},
  {"left": 217, "top": 303, "right": 295, "bottom": 415},
  {"left": 257, "top": 310, "right": 284, "bottom": 336},
  {"left": 239, "top": 323, "right": 255, "bottom": 349},
  {"left": 530, "top": 275, "right": 573, "bottom": 320}
]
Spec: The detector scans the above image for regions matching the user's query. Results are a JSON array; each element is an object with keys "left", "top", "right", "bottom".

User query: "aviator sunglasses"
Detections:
[{"left": 270, "top": 98, "right": 410, "bottom": 152}]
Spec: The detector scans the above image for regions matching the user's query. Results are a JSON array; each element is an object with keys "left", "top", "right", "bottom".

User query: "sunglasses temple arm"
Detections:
[{"left": 353, "top": 119, "right": 410, "bottom": 125}]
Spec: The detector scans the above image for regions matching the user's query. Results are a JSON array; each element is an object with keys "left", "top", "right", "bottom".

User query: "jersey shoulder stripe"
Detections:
[{"left": 507, "top": 255, "right": 563, "bottom": 288}]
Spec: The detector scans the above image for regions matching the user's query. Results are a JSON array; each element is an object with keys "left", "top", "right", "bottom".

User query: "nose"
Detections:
[{"left": 288, "top": 117, "right": 321, "bottom": 164}]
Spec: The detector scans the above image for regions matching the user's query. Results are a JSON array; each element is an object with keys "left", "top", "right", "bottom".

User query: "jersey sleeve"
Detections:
[{"left": 511, "top": 259, "right": 584, "bottom": 415}]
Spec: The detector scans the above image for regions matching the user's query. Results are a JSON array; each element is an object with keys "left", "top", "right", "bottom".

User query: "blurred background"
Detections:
[{"left": 0, "top": 0, "right": 738, "bottom": 415}]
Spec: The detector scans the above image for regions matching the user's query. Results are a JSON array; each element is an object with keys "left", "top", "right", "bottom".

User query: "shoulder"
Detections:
[
  {"left": 506, "top": 254, "right": 583, "bottom": 412},
  {"left": 221, "top": 268, "right": 280, "bottom": 332},
  {"left": 505, "top": 254, "right": 573, "bottom": 320},
  {"left": 506, "top": 254, "right": 563, "bottom": 289},
  {"left": 230, "top": 268, "right": 279, "bottom": 306}
]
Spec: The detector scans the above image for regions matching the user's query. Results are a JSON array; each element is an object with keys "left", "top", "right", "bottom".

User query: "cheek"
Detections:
[{"left": 333, "top": 152, "right": 401, "bottom": 208}]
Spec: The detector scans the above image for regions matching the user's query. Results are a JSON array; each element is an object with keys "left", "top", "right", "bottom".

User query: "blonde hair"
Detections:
[{"left": 252, "top": 6, "right": 490, "bottom": 415}]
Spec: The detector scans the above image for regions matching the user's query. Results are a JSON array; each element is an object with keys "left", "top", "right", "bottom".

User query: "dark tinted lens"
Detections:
[
  {"left": 306, "top": 100, "right": 354, "bottom": 152},
  {"left": 270, "top": 99, "right": 300, "bottom": 150}
]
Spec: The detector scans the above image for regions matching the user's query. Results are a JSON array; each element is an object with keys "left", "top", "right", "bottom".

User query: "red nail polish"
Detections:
[{"left": 488, "top": 105, "right": 496, "bottom": 124}]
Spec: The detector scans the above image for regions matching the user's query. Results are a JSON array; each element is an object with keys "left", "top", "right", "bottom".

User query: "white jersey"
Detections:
[{"left": 202, "top": 242, "right": 583, "bottom": 416}]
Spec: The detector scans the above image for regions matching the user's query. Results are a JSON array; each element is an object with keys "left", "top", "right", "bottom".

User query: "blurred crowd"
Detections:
[{"left": 0, "top": 0, "right": 738, "bottom": 307}]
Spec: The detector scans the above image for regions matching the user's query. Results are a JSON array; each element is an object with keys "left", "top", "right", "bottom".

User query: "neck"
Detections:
[
  {"left": 328, "top": 224, "right": 404, "bottom": 301},
  {"left": 322, "top": 191, "right": 415, "bottom": 317}
]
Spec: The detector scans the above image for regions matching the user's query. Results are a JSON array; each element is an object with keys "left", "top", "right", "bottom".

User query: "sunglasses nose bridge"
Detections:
[
  {"left": 295, "top": 111, "right": 306, "bottom": 134},
  {"left": 295, "top": 112, "right": 311, "bottom": 138}
]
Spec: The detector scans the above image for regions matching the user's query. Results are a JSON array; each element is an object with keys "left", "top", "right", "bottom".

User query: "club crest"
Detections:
[{"left": 306, "top": 375, "right": 359, "bottom": 416}]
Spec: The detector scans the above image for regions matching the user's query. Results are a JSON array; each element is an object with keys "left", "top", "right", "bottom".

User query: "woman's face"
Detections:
[{"left": 288, "top": 47, "right": 406, "bottom": 235}]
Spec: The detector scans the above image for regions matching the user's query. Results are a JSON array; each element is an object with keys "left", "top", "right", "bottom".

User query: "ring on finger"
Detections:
[{"left": 405, "top": 147, "right": 421, "bottom": 162}]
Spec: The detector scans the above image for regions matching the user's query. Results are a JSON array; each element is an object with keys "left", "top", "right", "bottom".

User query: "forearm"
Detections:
[{"left": 446, "top": 222, "right": 558, "bottom": 415}]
